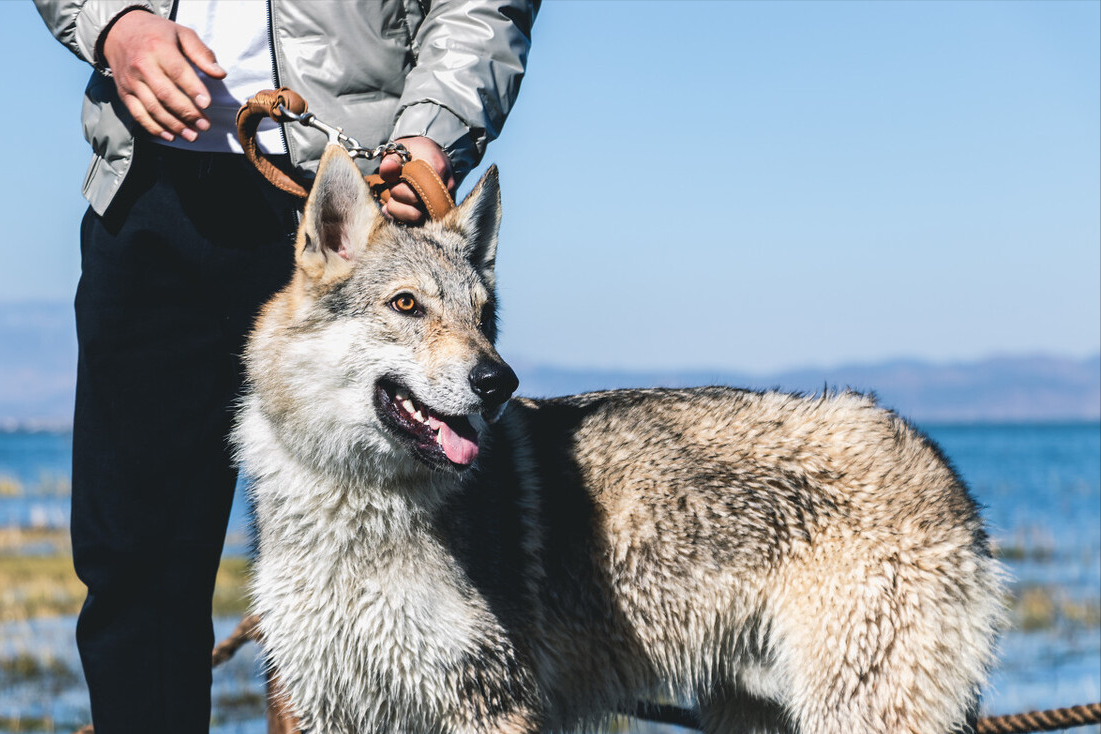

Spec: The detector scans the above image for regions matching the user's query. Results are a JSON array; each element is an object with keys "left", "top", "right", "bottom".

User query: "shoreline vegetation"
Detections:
[
  {"left": 1, "top": 527, "right": 1096, "bottom": 631},
  {"left": 1, "top": 528, "right": 249, "bottom": 622}
]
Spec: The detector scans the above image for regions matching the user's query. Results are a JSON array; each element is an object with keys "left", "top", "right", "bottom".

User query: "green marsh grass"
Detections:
[{"left": 0, "top": 553, "right": 251, "bottom": 621}]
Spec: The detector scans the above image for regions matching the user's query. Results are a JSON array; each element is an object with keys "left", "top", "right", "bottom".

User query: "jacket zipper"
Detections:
[
  {"left": 266, "top": 0, "right": 291, "bottom": 160},
  {"left": 265, "top": 0, "right": 300, "bottom": 227}
]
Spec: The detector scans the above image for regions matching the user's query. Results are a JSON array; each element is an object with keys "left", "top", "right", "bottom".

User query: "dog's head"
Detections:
[{"left": 244, "top": 145, "right": 517, "bottom": 478}]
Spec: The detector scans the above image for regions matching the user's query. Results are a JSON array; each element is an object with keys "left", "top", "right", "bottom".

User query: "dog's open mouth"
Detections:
[{"left": 375, "top": 378, "right": 480, "bottom": 470}]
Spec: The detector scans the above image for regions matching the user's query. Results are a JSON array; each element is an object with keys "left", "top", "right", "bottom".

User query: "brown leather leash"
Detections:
[{"left": 236, "top": 87, "right": 455, "bottom": 218}]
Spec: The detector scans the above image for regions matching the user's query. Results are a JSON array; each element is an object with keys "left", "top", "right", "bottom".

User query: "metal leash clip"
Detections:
[{"left": 275, "top": 104, "right": 412, "bottom": 162}]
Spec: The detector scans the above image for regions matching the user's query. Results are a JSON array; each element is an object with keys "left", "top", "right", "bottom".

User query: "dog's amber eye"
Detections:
[{"left": 390, "top": 294, "right": 420, "bottom": 314}]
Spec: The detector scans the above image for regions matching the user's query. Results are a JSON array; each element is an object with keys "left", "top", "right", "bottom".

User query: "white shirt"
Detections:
[{"left": 156, "top": 0, "right": 285, "bottom": 154}]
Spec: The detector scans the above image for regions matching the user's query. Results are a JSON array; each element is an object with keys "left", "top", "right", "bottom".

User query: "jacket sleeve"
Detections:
[
  {"left": 33, "top": 0, "right": 156, "bottom": 70},
  {"left": 390, "top": 0, "right": 537, "bottom": 181}
]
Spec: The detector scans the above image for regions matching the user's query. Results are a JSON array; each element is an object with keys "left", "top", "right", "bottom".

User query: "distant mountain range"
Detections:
[{"left": 1, "top": 301, "right": 1098, "bottom": 428}]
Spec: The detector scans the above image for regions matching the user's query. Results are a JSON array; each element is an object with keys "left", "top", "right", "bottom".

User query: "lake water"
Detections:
[{"left": 1, "top": 422, "right": 1099, "bottom": 732}]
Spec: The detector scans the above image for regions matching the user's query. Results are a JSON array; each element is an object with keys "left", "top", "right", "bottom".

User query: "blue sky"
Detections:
[{"left": 1, "top": 1, "right": 1098, "bottom": 373}]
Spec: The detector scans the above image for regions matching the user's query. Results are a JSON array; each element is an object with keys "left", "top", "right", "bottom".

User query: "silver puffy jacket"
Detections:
[{"left": 34, "top": 0, "right": 536, "bottom": 214}]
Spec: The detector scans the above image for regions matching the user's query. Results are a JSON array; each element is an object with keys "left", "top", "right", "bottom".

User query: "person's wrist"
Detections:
[{"left": 96, "top": 5, "right": 154, "bottom": 74}]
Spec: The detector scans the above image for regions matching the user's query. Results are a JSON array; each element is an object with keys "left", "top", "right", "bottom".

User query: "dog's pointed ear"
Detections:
[
  {"left": 296, "top": 145, "right": 378, "bottom": 282},
  {"left": 444, "top": 165, "right": 501, "bottom": 286}
]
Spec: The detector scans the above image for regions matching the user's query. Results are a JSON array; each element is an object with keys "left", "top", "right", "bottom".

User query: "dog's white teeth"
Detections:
[{"left": 392, "top": 391, "right": 433, "bottom": 425}]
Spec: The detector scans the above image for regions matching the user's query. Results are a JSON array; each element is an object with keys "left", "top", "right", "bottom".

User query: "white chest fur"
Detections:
[{"left": 239, "top": 406, "right": 493, "bottom": 732}]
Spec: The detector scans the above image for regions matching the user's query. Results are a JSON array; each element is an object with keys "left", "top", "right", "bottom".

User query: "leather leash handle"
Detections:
[
  {"left": 236, "top": 87, "right": 310, "bottom": 199},
  {"left": 236, "top": 88, "right": 455, "bottom": 218},
  {"left": 365, "top": 160, "right": 455, "bottom": 221}
]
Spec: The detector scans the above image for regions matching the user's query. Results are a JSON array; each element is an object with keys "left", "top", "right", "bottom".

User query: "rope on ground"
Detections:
[
  {"left": 630, "top": 701, "right": 1101, "bottom": 733},
  {"left": 977, "top": 703, "right": 1101, "bottom": 734}
]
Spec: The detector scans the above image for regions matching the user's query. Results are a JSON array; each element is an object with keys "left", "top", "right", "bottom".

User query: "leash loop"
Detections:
[{"left": 237, "top": 88, "right": 452, "bottom": 216}]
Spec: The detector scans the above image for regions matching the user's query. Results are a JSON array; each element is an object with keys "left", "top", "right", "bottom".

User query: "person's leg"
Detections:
[{"left": 71, "top": 144, "right": 297, "bottom": 733}]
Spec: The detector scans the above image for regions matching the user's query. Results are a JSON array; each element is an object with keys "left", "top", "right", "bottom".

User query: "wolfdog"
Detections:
[{"left": 233, "top": 146, "right": 1005, "bottom": 734}]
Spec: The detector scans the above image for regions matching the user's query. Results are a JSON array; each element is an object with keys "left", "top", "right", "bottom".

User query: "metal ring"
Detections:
[{"left": 274, "top": 104, "right": 303, "bottom": 123}]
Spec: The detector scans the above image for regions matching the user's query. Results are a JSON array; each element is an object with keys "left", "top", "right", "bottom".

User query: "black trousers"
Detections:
[{"left": 72, "top": 142, "right": 298, "bottom": 733}]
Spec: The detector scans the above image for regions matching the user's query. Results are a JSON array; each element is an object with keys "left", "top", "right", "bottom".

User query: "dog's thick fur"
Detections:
[{"left": 233, "top": 146, "right": 1005, "bottom": 734}]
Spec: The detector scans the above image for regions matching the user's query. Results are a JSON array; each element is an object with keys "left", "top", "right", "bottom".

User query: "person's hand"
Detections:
[
  {"left": 378, "top": 137, "right": 456, "bottom": 225},
  {"left": 101, "top": 9, "right": 226, "bottom": 143}
]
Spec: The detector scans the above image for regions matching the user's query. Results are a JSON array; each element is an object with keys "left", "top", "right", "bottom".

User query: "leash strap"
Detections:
[
  {"left": 365, "top": 160, "right": 455, "bottom": 221},
  {"left": 236, "top": 87, "right": 455, "bottom": 217},
  {"left": 236, "top": 87, "right": 310, "bottom": 198}
]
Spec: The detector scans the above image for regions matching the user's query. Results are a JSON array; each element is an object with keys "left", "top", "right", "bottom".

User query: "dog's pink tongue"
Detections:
[{"left": 429, "top": 417, "right": 479, "bottom": 466}]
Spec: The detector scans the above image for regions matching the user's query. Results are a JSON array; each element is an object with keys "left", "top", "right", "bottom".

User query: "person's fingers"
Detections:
[
  {"left": 379, "top": 138, "right": 455, "bottom": 223},
  {"left": 177, "top": 26, "right": 226, "bottom": 79},
  {"left": 148, "top": 70, "right": 208, "bottom": 133},
  {"left": 384, "top": 198, "right": 426, "bottom": 225},
  {"left": 132, "top": 83, "right": 197, "bottom": 141},
  {"left": 387, "top": 183, "right": 421, "bottom": 207},
  {"left": 393, "top": 136, "right": 456, "bottom": 195},
  {"left": 378, "top": 153, "right": 403, "bottom": 184},
  {"left": 164, "top": 49, "right": 214, "bottom": 117},
  {"left": 119, "top": 91, "right": 171, "bottom": 140}
]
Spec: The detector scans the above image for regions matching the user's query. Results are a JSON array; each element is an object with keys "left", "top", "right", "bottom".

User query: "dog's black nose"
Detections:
[{"left": 469, "top": 360, "right": 519, "bottom": 405}]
